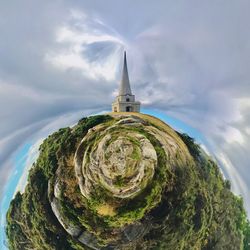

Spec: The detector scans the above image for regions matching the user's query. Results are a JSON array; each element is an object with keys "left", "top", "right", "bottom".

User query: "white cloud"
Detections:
[
  {"left": 221, "top": 126, "right": 245, "bottom": 145},
  {"left": 217, "top": 152, "right": 248, "bottom": 196},
  {"left": 45, "top": 10, "right": 125, "bottom": 81},
  {"left": 14, "top": 139, "right": 43, "bottom": 195},
  {"left": 216, "top": 151, "right": 250, "bottom": 214},
  {"left": 246, "top": 127, "right": 250, "bottom": 135}
]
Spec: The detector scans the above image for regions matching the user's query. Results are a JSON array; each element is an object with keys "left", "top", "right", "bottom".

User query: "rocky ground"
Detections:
[{"left": 6, "top": 113, "right": 250, "bottom": 250}]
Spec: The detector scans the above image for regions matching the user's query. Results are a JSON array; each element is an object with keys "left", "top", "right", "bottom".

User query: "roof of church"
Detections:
[{"left": 119, "top": 51, "right": 132, "bottom": 96}]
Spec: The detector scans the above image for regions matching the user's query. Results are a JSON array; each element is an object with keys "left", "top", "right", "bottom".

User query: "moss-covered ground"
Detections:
[{"left": 6, "top": 113, "right": 250, "bottom": 250}]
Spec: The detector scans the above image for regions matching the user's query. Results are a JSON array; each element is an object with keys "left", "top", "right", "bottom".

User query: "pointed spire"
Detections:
[{"left": 119, "top": 51, "right": 132, "bottom": 95}]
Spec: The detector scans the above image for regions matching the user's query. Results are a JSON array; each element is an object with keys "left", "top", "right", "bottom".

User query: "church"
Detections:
[{"left": 112, "top": 52, "right": 140, "bottom": 112}]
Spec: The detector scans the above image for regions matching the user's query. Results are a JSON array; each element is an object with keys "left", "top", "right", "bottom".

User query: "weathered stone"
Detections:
[
  {"left": 50, "top": 198, "right": 82, "bottom": 237},
  {"left": 74, "top": 118, "right": 158, "bottom": 199},
  {"left": 78, "top": 231, "right": 100, "bottom": 250}
]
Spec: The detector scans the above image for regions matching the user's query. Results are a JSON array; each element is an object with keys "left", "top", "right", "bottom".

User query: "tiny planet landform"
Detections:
[
  {"left": 6, "top": 52, "right": 250, "bottom": 250},
  {"left": 6, "top": 113, "right": 250, "bottom": 250}
]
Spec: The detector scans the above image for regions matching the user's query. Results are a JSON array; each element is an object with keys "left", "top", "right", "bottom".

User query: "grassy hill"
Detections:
[{"left": 6, "top": 114, "right": 250, "bottom": 250}]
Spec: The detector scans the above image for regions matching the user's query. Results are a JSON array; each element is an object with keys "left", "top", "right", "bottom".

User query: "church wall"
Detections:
[
  {"left": 117, "top": 95, "right": 135, "bottom": 102},
  {"left": 112, "top": 101, "right": 140, "bottom": 112}
]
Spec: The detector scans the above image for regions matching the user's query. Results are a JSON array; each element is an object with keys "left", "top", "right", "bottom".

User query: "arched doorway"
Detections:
[{"left": 126, "top": 106, "right": 133, "bottom": 112}]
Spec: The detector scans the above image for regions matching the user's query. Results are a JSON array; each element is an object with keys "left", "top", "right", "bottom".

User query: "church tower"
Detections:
[{"left": 112, "top": 52, "right": 140, "bottom": 112}]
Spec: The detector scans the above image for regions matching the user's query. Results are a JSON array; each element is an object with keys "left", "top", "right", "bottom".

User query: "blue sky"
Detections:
[
  {"left": 0, "top": 1, "right": 250, "bottom": 248},
  {"left": 0, "top": 143, "right": 32, "bottom": 249},
  {"left": 0, "top": 108, "right": 248, "bottom": 249},
  {"left": 0, "top": 108, "right": 216, "bottom": 250}
]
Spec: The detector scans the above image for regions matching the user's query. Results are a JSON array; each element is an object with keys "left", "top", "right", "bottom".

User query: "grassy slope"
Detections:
[{"left": 6, "top": 113, "right": 250, "bottom": 250}]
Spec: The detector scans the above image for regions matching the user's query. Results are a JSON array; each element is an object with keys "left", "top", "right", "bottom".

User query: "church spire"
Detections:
[
  {"left": 112, "top": 51, "right": 140, "bottom": 113},
  {"left": 119, "top": 51, "right": 132, "bottom": 95}
]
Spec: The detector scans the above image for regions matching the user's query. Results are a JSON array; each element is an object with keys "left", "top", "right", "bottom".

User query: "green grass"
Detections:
[{"left": 6, "top": 114, "right": 249, "bottom": 250}]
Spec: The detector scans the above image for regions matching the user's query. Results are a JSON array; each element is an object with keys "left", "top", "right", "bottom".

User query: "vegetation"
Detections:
[
  {"left": 6, "top": 114, "right": 250, "bottom": 250},
  {"left": 177, "top": 132, "right": 201, "bottom": 159}
]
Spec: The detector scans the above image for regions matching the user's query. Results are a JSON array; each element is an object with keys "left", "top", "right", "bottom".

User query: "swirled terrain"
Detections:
[{"left": 6, "top": 113, "right": 250, "bottom": 250}]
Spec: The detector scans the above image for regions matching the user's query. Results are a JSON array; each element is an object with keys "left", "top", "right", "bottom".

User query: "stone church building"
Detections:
[{"left": 112, "top": 52, "right": 140, "bottom": 112}]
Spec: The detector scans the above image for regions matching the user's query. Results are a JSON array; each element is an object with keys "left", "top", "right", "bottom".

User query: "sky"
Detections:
[{"left": 0, "top": 0, "right": 250, "bottom": 247}]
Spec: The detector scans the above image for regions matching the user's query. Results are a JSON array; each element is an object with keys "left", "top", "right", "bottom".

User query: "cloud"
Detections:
[
  {"left": 44, "top": 9, "right": 125, "bottom": 82},
  {"left": 0, "top": 0, "right": 250, "bottom": 218},
  {"left": 14, "top": 139, "right": 42, "bottom": 195}
]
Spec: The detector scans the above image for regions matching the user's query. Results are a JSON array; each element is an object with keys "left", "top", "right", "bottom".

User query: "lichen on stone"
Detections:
[{"left": 6, "top": 114, "right": 250, "bottom": 250}]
